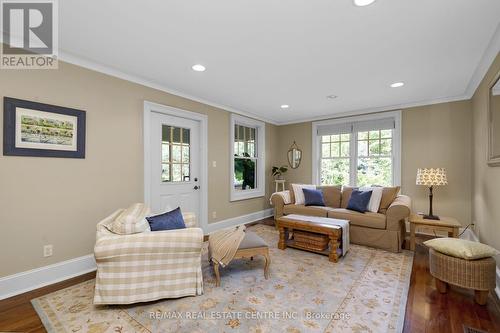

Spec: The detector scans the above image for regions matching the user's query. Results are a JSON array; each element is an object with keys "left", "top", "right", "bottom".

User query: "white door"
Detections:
[{"left": 149, "top": 111, "right": 201, "bottom": 216}]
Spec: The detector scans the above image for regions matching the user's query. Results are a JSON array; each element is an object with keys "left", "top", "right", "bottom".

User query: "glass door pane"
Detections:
[{"left": 162, "top": 125, "right": 190, "bottom": 182}]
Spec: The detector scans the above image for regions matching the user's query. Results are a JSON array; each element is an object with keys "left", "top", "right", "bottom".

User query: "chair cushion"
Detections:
[
  {"left": 283, "top": 204, "right": 334, "bottom": 217},
  {"left": 146, "top": 207, "right": 186, "bottom": 231},
  {"left": 317, "top": 185, "right": 342, "bottom": 208},
  {"left": 424, "top": 238, "right": 499, "bottom": 260},
  {"left": 327, "top": 209, "right": 386, "bottom": 229},
  {"left": 303, "top": 188, "right": 325, "bottom": 206},
  {"left": 105, "top": 203, "right": 150, "bottom": 235},
  {"left": 239, "top": 231, "right": 268, "bottom": 249},
  {"left": 346, "top": 190, "right": 373, "bottom": 213}
]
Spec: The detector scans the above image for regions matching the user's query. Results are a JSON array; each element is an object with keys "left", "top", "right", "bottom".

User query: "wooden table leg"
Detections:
[
  {"left": 328, "top": 233, "right": 339, "bottom": 263},
  {"left": 435, "top": 278, "right": 448, "bottom": 293},
  {"left": 278, "top": 227, "right": 286, "bottom": 250},
  {"left": 474, "top": 290, "right": 489, "bottom": 305},
  {"left": 213, "top": 262, "right": 221, "bottom": 287},
  {"left": 410, "top": 223, "right": 416, "bottom": 251},
  {"left": 263, "top": 249, "right": 271, "bottom": 279}
]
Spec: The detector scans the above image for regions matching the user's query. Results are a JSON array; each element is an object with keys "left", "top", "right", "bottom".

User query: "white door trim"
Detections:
[{"left": 143, "top": 101, "right": 209, "bottom": 232}]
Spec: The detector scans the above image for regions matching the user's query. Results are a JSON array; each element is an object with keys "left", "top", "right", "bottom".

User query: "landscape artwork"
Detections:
[
  {"left": 16, "top": 108, "right": 78, "bottom": 151},
  {"left": 3, "top": 97, "right": 86, "bottom": 158}
]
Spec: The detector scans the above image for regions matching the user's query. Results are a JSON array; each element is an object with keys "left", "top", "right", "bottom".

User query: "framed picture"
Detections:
[{"left": 3, "top": 97, "right": 86, "bottom": 158}]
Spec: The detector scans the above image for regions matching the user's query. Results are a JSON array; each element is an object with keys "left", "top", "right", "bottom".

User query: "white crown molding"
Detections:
[
  {"left": 57, "top": 50, "right": 279, "bottom": 125},
  {"left": 464, "top": 22, "right": 500, "bottom": 99},
  {"left": 275, "top": 94, "right": 470, "bottom": 125},
  {"left": 0, "top": 254, "right": 96, "bottom": 300},
  {"left": 58, "top": 21, "right": 499, "bottom": 127}
]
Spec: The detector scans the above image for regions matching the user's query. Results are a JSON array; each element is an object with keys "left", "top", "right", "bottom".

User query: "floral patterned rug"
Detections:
[{"left": 32, "top": 224, "right": 413, "bottom": 333}]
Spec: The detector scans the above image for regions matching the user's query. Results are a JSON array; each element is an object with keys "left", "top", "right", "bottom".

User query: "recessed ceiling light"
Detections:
[
  {"left": 191, "top": 64, "right": 206, "bottom": 72},
  {"left": 327, "top": 94, "right": 338, "bottom": 99},
  {"left": 354, "top": 0, "right": 376, "bottom": 7},
  {"left": 280, "top": 104, "right": 290, "bottom": 109},
  {"left": 390, "top": 82, "right": 405, "bottom": 88}
]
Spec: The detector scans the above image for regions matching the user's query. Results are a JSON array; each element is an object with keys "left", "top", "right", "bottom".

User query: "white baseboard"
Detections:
[
  {"left": 0, "top": 209, "right": 274, "bottom": 300},
  {"left": 205, "top": 208, "right": 273, "bottom": 234},
  {"left": 0, "top": 254, "right": 96, "bottom": 301}
]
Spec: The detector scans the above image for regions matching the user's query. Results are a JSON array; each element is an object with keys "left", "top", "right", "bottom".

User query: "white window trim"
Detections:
[
  {"left": 311, "top": 110, "right": 401, "bottom": 186},
  {"left": 230, "top": 114, "right": 266, "bottom": 201}
]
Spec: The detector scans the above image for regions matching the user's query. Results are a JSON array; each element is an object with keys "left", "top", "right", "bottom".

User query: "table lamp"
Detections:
[{"left": 416, "top": 168, "right": 448, "bottom": 220}]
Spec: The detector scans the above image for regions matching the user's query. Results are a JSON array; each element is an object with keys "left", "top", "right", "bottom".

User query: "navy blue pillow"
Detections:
[
  {"left": 146, "top": 207, "right": 186, "bottom": 231},
  {"left": 303, "top": 188, "right": 325, "bottom": 206},
  {"left": 346, "top": 190, "right": 372, "bottom": 213}
]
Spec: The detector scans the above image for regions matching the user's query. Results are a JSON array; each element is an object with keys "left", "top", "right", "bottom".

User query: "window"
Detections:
[
  {"left": 230, "top": 114, "right": 265, "bottom": 201},
  {"left": 313, "top": 112, "right": 401, "bottom": 187},
  {"left": 161, "top": 125, "right": 190, "bottom": 182}
]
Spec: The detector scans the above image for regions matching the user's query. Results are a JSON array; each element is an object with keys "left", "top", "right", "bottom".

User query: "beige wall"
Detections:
[
  {"left": 471, "top": 52, "right": 500, "bottom": 256},
  {"left": 402, "top": 101, "right": 472, "bottom": 225},
  {"left": 0, "top": 61, "right": 277, "bottom": 277},
  {"left": 275, "top": 101, "right": 473, "bottom": 225}
]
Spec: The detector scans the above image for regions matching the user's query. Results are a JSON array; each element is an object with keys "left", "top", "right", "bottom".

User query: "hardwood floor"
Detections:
[{"left": 1, "top": 219, "right": 499, "bottom": 333}]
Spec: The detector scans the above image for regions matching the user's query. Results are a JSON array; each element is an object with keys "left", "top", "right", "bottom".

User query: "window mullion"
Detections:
[{"left": 350, "top": 132, "right": 357, "bottom": 186}]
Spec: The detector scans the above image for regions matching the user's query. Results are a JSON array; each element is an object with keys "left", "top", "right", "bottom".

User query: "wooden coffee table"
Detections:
[{"left": 276, "top": 215, "right": 346, "bottom": 262}]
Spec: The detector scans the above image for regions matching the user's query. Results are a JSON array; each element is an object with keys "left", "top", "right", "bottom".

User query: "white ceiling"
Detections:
[{"left": 59, "top": 0, "right": 500, "bottom": 124}]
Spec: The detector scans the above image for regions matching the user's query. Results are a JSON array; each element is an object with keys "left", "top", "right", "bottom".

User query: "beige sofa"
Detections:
[{"left": 270, "top": 186, "right": 411, "bottom": 253}]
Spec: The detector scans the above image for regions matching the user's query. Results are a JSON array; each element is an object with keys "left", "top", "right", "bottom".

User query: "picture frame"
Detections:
[
  {"left": 3, "top": 97, "right": 86, "bottom": 158},
  {"left": 488, "top": 70, "right": 500, "bottom": 166}
]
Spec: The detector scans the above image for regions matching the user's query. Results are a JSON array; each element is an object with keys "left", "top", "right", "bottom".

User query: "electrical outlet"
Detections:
[
  {"left": 43, "top": 244, "right": 53, "bottom": 257},
  {"left": 212, "top": 161, "right": 217, "bottom": 167},
  {"left": 212, "top": 211, "right": 217, "bottom": 219}
]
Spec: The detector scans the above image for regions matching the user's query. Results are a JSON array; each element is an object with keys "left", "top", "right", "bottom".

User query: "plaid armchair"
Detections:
[{"left": 93, "top": 210, "right": 204, "bottom": 305}]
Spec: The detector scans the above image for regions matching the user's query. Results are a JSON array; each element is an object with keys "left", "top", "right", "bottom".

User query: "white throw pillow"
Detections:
[
  {"left": 291, "top": 184, "right": 316, "bottom": 205},
  {"left": 106, "top": 203, "right": 151, "bottom": 235},
  {"left": 360, "top": 187, "right": 383, "bottom": 213}
]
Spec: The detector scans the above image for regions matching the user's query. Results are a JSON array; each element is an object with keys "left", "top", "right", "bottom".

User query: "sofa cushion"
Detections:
[
  {"left": 328, "top": 209, "right": 386, "bottom": 229},
  {"left": 303, "top": 188, "right": 325, "bottom": 206},
  {"left": 291, "top": 184, "right": 316, "bottom": 205},
  {"left": 360, "top": 186, "right": 384, "bottom": 213},
  {"left": 341, "top": 186, "right": 357, "bottom": 208},
  {"left": 317, "top": 185, "right": 342, "bottom": 208},
  {"left": 346, "top": 190, "right": 373, "bottom": 213},
  {"left": 379, "top": 186, "right": 401, "bottom": 213},
  {"left": 283, "top": 204, "right": 334, "bottom": 217}
]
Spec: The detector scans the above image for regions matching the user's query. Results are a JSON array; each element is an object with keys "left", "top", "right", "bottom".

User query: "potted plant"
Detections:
[{"left": 272, "top": 165, "right": 288, "bottom": 180}]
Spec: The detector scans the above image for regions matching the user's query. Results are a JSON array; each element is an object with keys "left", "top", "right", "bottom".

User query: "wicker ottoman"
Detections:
[{"left": 429, "top": 248, "right": 496, "bottom": 305}]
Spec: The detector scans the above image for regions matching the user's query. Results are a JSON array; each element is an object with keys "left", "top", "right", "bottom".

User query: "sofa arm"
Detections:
[
  {"left": 386, "top": 195, "right": 411, "bottom": 231},
  {"left": 94, "top": 227, "right": 204, "bottom": 260},
  {"left": 270, "top": 190, "right": 291, "bottom": 219}
]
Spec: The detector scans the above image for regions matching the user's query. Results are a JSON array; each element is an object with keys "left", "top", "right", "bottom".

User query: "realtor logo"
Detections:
[{"left": 1, "top": 0, "right": 58, "bottom": 69}]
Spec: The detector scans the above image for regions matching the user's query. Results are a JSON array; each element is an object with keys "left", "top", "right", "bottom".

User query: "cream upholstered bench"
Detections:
[
  {"left": 429, "top": 248, "right": 496, "bottom": 305},
  {"left": 213, "top": 231, "right": 270, "bottom": 287}
]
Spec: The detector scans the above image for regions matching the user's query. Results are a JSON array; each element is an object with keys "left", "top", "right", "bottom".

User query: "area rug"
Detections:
[{"left": 32, "top": 224, "right": 414, "bottom": 333}]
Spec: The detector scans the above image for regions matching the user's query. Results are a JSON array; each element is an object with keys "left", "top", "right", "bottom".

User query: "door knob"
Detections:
[{"left": 194, "top": 186, "right": 199, "bottom": 190}]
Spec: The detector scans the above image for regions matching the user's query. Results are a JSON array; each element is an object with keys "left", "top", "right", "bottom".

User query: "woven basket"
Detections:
[
  {"left": 293, "top": 231, "right": 329, "bottom": 251},
  {"left": 429, "top": 248, "right": 496, "bottom": 291}
]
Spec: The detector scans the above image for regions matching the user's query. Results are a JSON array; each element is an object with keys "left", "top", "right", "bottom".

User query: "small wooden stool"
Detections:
[
  {"left": 213, "top": 232, "right": 270, "bottom": 287},
  {"left": 429, "top": 248, "right": 496, "bottom": 305}
]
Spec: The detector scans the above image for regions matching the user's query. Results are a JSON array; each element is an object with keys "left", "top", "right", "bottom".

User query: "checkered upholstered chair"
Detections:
[{"left": 93, "top": 210, "right": 204, "bottom": 305}]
